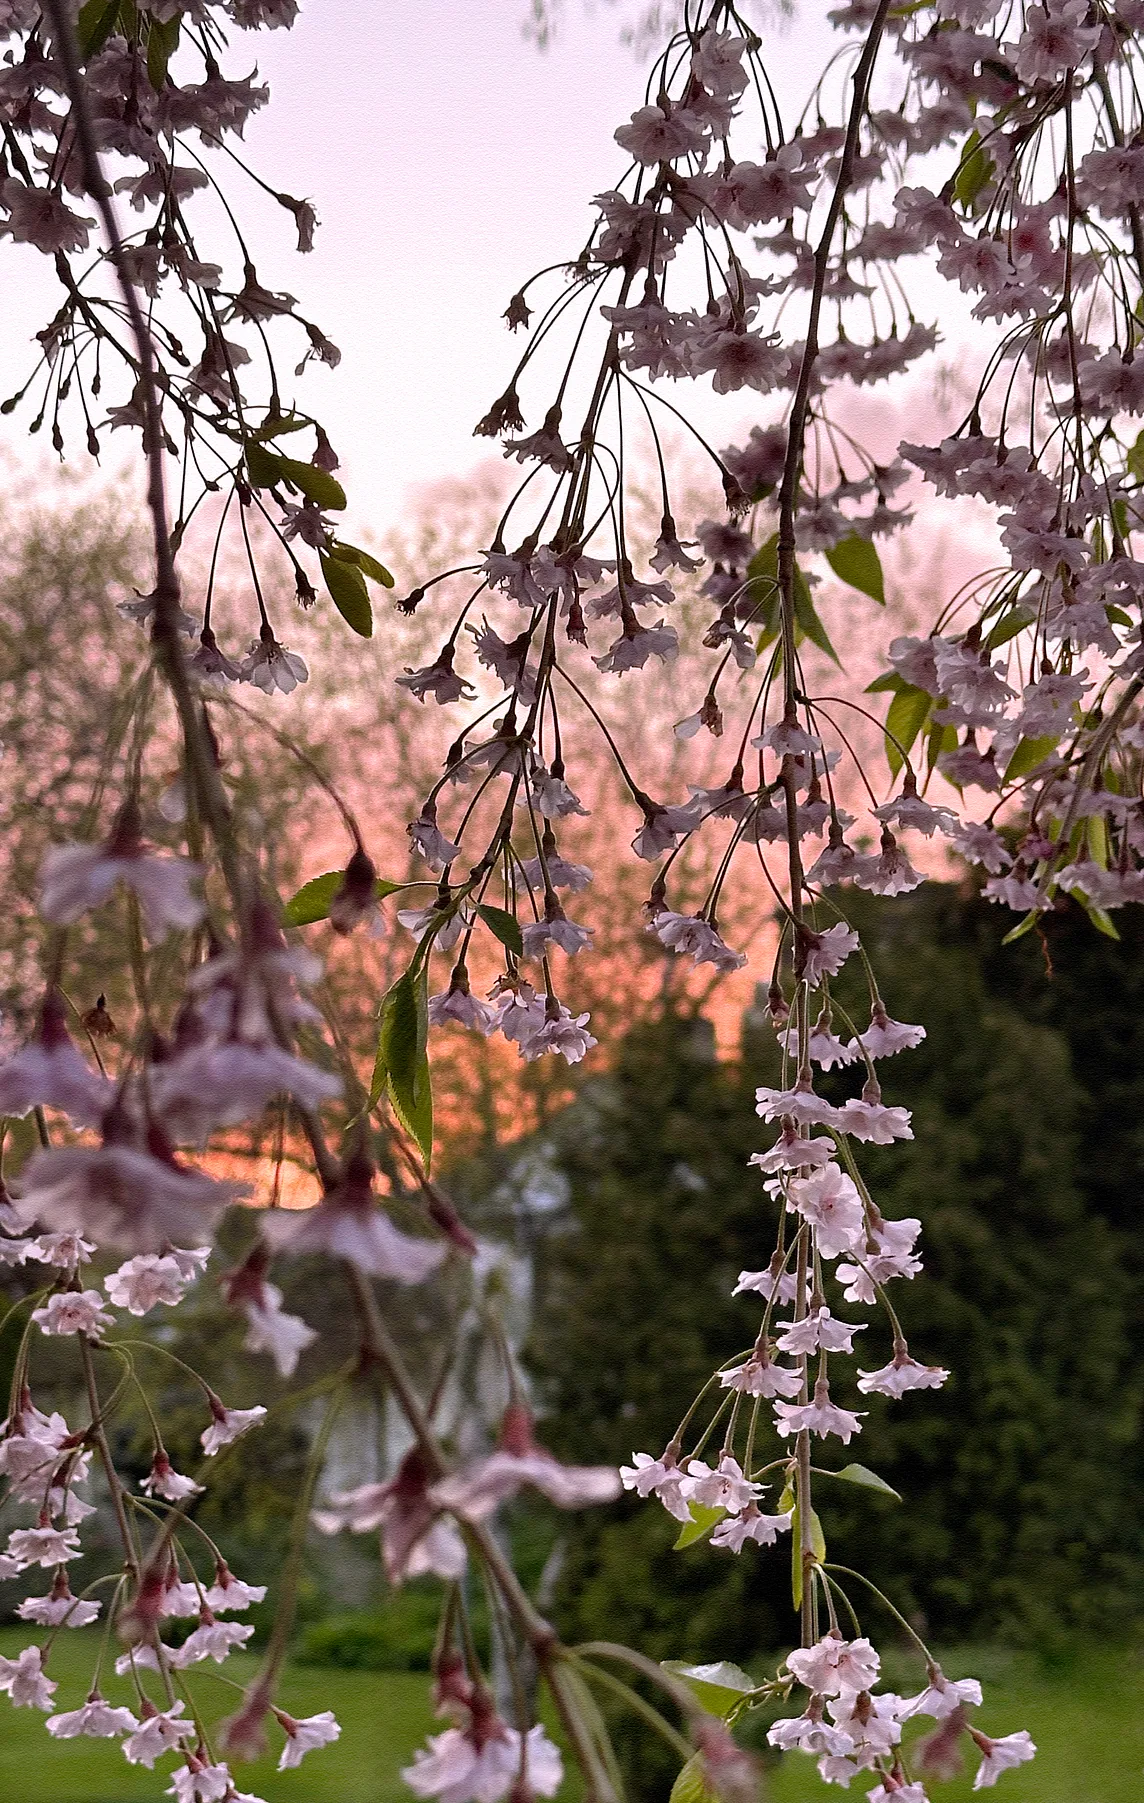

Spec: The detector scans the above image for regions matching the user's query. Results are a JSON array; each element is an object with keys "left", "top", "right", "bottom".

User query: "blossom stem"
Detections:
[{"left": 569, "top": 1655, "right": 694, "bottom": 1763}]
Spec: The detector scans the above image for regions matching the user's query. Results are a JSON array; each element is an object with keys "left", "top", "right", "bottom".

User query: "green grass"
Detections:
[
  {"left": 0, "top": 1625, "right": 436, "bottom": 1802},
  {"left": 1, "top": 1629, "right": 1142, "bottom": 1801}
]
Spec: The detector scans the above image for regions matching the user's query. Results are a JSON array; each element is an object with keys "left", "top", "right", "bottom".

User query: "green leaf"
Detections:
[
  {"left": 744, "top": 533, "right": 781, "bottom": 636},
  {"left": 673, "top": 1503, "right": 726, "bottom": 1550},
  {"left": 790, "top": 1504, "right": 826, "bottom": 1611},
  {"left": 1003, "top": 735, "right": 1060, "bottom": 783},
  {"left": 1001, "top": 910, "right": 1043, "bottom": 944},
  {"left": 884, "top": 684, "right": 931, "bottom": 777},
  {"left": 1128, "top": 431, "right": 1144, "bottom": 483},
  {"left": 793, "top": 580, "right": 841, "bottom": 666},
  {"left": 865, "top": 670, "right": 908, "bottom": 694},
  {"left": 662, "top": 1662, "right": 756, "bottom": 1718},
  {"left": 822, "top": 1463, "right": 903, "bottom": 1502},
  {"left": 380, "top": 973, "right": 420, "bottom": 1085},
  {"left": 245, "top": 441, "right": 282, "bottom": 489},
  {"left": 283, "top": 870, "right": 401, "bottom": 927},
  {"left": 747, "top": 532, "right": 819, "bottom": 659},
  {"left": 388, "top": 1052, "right": 434, "bottom": 1167},
  {"left": 330, "top": 541, "right": 395, "bottom": 588},
  {"left": 320, "top": 551, "right": 373, "bottom": 638},
  {"left": 953, "top": 128, "right": 994, "bottom": 211},
  {"left": 825, "top": 533, "right": 885, "bottom": 604},
  {"left": 477, "top": 903, "right": 524, "bottom": 958},
  {"left": 984, "top": 604, "right": 1035, "bottom": 652},
  {"left": 77, "top": 0, "right": 121, "bottom": 57},
  {"left": 669, "top": 1757, "right": 718, "bottom": 1803},
  {"left": 1079, "top": 898, "right": 1120, "bottom": 941},
  {"left": 924, "top": 719, "right": 955, "bottom": 776},
  {"left": 380, "top": 971, "right": 432, "bottom": 1168},
  {"left": 255, "top": 412, "right": 311, "bottom": 440},
  {"left": 146, "top": 13, "right": 180, "bottom": 89},
  {"left": 278, "top": 457, "right": 347, "bottom": 511}
]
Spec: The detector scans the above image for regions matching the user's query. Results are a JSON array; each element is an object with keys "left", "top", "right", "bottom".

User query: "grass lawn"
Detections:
[
  {"left": 0, "top": 1625, "right": 436, "bottom": 1802},
  {"left": 0, "top": 1629, "right": 1141, "bottom": 1801}
]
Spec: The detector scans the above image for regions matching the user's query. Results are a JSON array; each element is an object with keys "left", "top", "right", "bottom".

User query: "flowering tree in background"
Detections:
[{"left": 3, "top": 0, "right": 1144, "bottom": 1798}]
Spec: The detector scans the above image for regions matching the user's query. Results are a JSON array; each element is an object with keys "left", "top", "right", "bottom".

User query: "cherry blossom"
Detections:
[
  {"left": 123, "top": 1704, "right": 194, "bottom": 1768},
  {"left": 403, "top": 1721, "right": 562, "bottom": 1803},
  {"left": 31, "top": 1290, "right": 114, "bottom": 1340},
  {"left": 105, "top": 1253, "right": 193, "bottom": 1315},
  {"left": 431, "top": 1408, "right": 620, "bottom": 1522},
  {"left": 0, "top": 1645, "right": 57, "bottom": 1709},
  {"left": 788, "top": 1634, "right": 881, "bottom": 1699},
  {"left": 200, "top": 1401, "right": 268, "bottom": 1458},
  {"left": 970, "top": 1727, "right": 1037, "bottom": 1788},
  {"left": 857, "top": 1349, "right": 950, "bottom": 1397},
  {"left": 276, "top": 1709, "right": 341, "bottom": 1769},
  {"left": 619, "top": 1452, "right": 692, "bottom": 1523},
  {"left": 141, "top": 1453, "right": 204, "bottom": 1503},
  {"left": 261, "top": 1149, "right": 446, "bottom": 1284},
  {"left": 774, "top": 1378, "right": 865, "bottom": 1444},
  {"left": 39, "top": 810, "right": 204, "bottom": 937},
  {"left": 711, "top": 1505, "right": 793, "bottom": 1551},
  {"left": 47, "top": 1696, "right": 139, "bottom": 1739}
]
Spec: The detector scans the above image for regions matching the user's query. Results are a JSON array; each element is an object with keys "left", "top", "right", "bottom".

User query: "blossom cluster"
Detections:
[{"left": 0, "top": 0, "right": 385, "bottom": 682}]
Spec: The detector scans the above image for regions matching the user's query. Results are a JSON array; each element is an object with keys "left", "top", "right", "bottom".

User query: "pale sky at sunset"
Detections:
[{"left": 0, "top": 0, "right": 879, "bottom": 537}]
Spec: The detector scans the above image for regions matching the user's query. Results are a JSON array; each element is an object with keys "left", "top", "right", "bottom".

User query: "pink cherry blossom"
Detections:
[
  {"left": 774, "top": 1377, "right": 865, "bottom": 1444},
  {"left": 711, "top": 1504, "right": 793, "bottom": 1550},
  {"left": 0, "top": 1644, "right": 57, "bottom": 1709},
  {"left": 47, "top": 1695, "right": 139, "bottom": 1738},
  {"left": 276, "top": 1709, "right": 341, "bottom": 1769},
  {"left": 200, "top": 1402, "right": 267, "bottom": 1457},
  {"left": 31, "top": 1290, "right": 115, "bottom": 1341},
  {"left": 971, "top": 1727, "right": 1037, "bottom": 1788}
]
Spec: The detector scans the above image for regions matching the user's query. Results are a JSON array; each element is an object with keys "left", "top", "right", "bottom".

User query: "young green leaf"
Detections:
[
  {"left": 146, "top": 13, "right": 180, "bottom": 89},
  {"left": 78, "top": 0, "right": 122, "bottom": 57},
  {"left": 673, "top": 1503, "right": 726, "bottom": 1550},
  {"left": 825, "top": 533, "right": 885, "bottom": 604},
  {"left": 1128, "top": 431, "right": 1144, "bottom": 483},
  {"left": 278, "top": 457, "right": 347, "bottom": 511},
  {"left": 1001, "top": 910, "right": 1044, "bottom": 945},
  {"left": 388, "top": 1051, "right": 434, "bottom": 1168},
  {"left": 330, "top": 541, "right": 395, "bottom": 588},
  {"left": 662, "top": 1662, "right": 756, "bottom": 1717},
  {"left": 984, "top": 604, "right": 1036, "bottom": 652},
  {"left": 820, "top": 1463, "right": 902, "bottom": 1502},
  {"left": 476, "top": 903, "right": 524, "bottom": 958},
  {"left": 254, "top": 412, "right": 311, "bottom": 440},
  {"left": 669, "top": 1757, "right": 719, "bottom": 1803},
  {"left": 789, "top": 1503, "right": 826, "bottom": 1609},
  {"left": 320, "top": 551, "right": 373, "bottom": 638},
  {"left": 793, "top": 580, "right": 841, "bottom": 666},
  {"left": 953, "top": 128, "right": 994, "bottom": 211},
  {"left": 380, "top": 971, "right": 433, "bottom": 1168},
  {"left": 884, "top": 684, "right": 931, "bottom": 777},
  {"left": 926, "top": 719, "right": 958, "bottom": 775},
  {"left": 744, "top": 533, "right": 781, "bottom": 637},
  {"left": 1078, "top": 898, "right": 1121, "bottom": 941},
  {"left": 245, "top": 441, "right": 282, "bottom": 489},
  {"left": 1003, "top": 735, "right": 1060, "bottom": 783},
  {"left": 284, "top": 870, "right": 401, "bottom": 926}
]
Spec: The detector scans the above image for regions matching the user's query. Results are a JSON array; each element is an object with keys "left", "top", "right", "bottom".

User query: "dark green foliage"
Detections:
[
  {"left": 296, "top": 1589, "right": 444, "bottom": 1671},
  {"left": 525, "top": 887, "right": 1143, "bottom": 1687}
]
